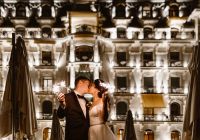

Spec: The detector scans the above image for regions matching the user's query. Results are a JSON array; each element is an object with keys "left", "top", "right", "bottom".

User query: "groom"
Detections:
[{"left": 57, "top": 76, "right": 91, "bottom": 140}]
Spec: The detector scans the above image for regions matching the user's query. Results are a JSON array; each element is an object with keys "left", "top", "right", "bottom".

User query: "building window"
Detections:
[
  {"left": 76, "top": 24, "right": 92, "bottom": 33},
  {"left": 116, "top": 101, "right": 127, "bottom": 119},
  {"left": 42, "top": 27, "right": 51, "bottom": 38},
  {"left": 171, "top": 77, "right": 181, "bottom": 93},
  {"left": 42, "top": 5, "right": 52, "bottom": 17},
  {"left": 144, "top": 28, "right": 153, "bottom": 39},
  {"left": 117, "top": 52, "right": 127, "bottom": 66},
  {"left": 117, "top": 28, "right": 126, "bottom": 38},
  {"left": 171, "top": 28, "right": 179, "bottom": 39},
  {"left": 144, "top": 77, "right": 154, "bottom": 93},
  {"left": 170, "top": 52, "right": 181, "bottom": 67},
  {"left": 16, "top": 4, "right": 26, "bottom": 17},
  {"left": 171, "top": 130, "right": 181, "bottom": 140},
  {"left": 16, "top": 27, "right": 25, "bottom": 37},
  {"left": 144, "top": 129, "right": 154, "bottom": 140},
  {"left": 42, "top": 100, "right": 53, "bottom": 119},
  {"left": 144, "top": 108, "right": 154, "bottom": 121},
  {"left": 116, "top": 76, "right": 127, "bottom": 91},
  {"left": 169, "top": 5, "right": 179, "bottom": 17},
  {"left": 170, "top": 102, "right": 181, "bottom": 121},
  {"left": 116, "top": 4, "right": 126, "bottom": 18},
  {"left": 75, "top": 46, "right": 93, "bottom": 61},
  {"left": 43, "top": 77, "right": 53, "bottom": 92},
  {"left": 42, "top": 51, "right": 52, "bottom": 65},
  {"left": 142, "top": 5, "right": 152, "bottom": 18},
  {"left": 143, "top": 52, "right": 154, "bottom": 66},
  {"left": 43, "top": 127, "right": 51, "bottom": 140}
]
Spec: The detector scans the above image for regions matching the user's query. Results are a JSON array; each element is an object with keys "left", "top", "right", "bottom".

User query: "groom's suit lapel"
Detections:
[{"left": 71, "top": 92, "right": 86, "bottom": 119}]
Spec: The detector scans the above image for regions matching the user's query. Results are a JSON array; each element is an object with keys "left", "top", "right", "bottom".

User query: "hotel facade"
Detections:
[{"left": 0, "top": 0, "right": 200, "bottom": 140}]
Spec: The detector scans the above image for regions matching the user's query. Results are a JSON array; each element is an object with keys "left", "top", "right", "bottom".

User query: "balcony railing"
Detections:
[
  {"left": 169, "top": 60, "right": 183, "bottom": 67},
  {"left": 115, "top": 114, "right": 183, "bottom": 122}
]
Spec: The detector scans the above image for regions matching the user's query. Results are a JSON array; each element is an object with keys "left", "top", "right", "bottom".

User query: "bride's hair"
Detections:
[{"left": 94, "top": 79, "right": 110, "bottom": 122}]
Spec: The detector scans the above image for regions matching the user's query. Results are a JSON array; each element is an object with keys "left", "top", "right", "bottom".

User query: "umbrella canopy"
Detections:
[
  {"left": 0, "top": 35, "right": 37, "bottom": 139},
  {"left": 182, "top": 45, "right": 200, "bottom": 140},
  {"left": 123, "top": 110, "right": 137, "bottom": 140},
  {"left": 50, "top": 109, "right": 64, "bottom": 140}
]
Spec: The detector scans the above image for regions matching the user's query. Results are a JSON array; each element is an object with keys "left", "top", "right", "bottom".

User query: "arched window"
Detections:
[
  {"left": 117, "top": 27, "right": 126, "bottom": 38},
  {"left": 75, "top": 46, "right": 93, "bottom": 61},
  {"left": 142, "top": 4, "right": 152, "bottom": 18},
  {"left": 42, "top": 100, "right": 53, "bottom": 119},
  {"left": 42, "top": 5, "right": 52, "bottom": 17},
  {"left": 16, "top": 27, "right": 25, "bottom": 37},
  {"left": 171, "top": 130, "right": 181, "bottom": 140},
  {"left": 169, "top": 5, "right": 179, "bottom": 17},
  {"left": 170, "top": 102, "right": 181, "bottom": 121},
  {"left": 144, "top": 129, "right": 154, "bottom": 140},
  {"left": 42, "top": 27, "right": 51, "bottom": 38},
  {"left": 16, "top": 4, "right": 26, "bottom": 17},
  {"left": 43, "top": 127, "right": 51, "bottom": 140},
  {"left": 116, "top": 101, "right": 127, "bottom": 117},
  {"left": 144, "top": 27, "right": 153, "bottom": 39}
]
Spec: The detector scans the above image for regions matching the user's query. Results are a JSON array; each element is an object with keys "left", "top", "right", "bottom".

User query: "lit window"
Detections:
[
  {"left": 144, "top": 77, "right": 154, "bottom": 93},
  {"left": 43, "top": 77, "right": 53, "bottom": 92},
  {"left": 42, "top": 51, "right": 52, "bottom": 65}
]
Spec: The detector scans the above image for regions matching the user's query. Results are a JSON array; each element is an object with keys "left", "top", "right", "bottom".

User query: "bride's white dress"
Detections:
[{"left": 88, "top": 103, "right": 116, "bottom": 140}]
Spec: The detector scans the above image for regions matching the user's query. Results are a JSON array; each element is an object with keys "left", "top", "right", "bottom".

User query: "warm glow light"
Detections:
[
  {"left": 111, "top": 114, "right": 116, "bottom": 120},
  {"left": 136, "top": 63, "right": 140, "bottom": 68},
  {"left": 109, "top": 62, "right": 114, "bottom": 68},
  {"left": 36, "top": 112, "right": 40, "bottom": 119},
  {"left": 130, "top": 87, "right": 134, "bottom": 93},
  {"left": 34, "top": 86, "right": 39, "bottom": 92},
  {"left": 127, "top": 31, "right": 132, "bottom": 39},
  {"left": 157, "top": 114, "right": 162, "bottom": 121},
  {"left": 163, "top": 86, "right": 168, "bottom": 94},
  {"left": 138, "top": 31, "right": 144, "bottom": 39},
  {"left": 136, "top": 87, "right": 141, "bottom": 94},
  {"left": 183, "top": 61, "right": 188, "bottom": 67},
  {"left": 184, "top": 87, "right": 188, "bottom": 95}
]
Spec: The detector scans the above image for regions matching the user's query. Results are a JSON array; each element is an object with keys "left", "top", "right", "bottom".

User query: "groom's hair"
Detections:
[{"left": 75, "top": 76, "right": 90, "bottom": 87}]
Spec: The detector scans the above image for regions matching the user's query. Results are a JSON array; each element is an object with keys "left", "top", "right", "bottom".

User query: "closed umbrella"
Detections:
[
  {"left": 50, "top": 109, "right": 64, "bottom": 140},
  {"left": 0, "top": 35, "right": 37, "bottom": 139},
  {"left": 123, "top": 110, "right": 137, "bottom": 140},
  {"left": 182, "top": 45, "right": 200, "bottom": 140}
]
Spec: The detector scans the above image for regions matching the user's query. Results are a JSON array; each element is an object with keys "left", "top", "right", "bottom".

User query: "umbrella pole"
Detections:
[{"left": 11, "top": 33, "right": 16, "bottom": 140}]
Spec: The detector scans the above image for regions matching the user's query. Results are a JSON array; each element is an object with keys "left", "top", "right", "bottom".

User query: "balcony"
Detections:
[
  {"left": 115, "top": 114, "right": 183, "bottom": 122},
  {"left": 143, "top": 60, "right": 155, "bottom": 67},
  {"left": 169, "top": 60, "right": 183, "bottom": 67},
  {"left": 170, "top": 87, "right": 184, "bottom": 94},
  {"left": 37, "top": 113, "right": 53, "bottom": 120}
]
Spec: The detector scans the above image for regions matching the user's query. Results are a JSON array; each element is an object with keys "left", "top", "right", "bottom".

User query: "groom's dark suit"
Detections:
[{"left": 57, "top": 91, "right": 90, "bottom": 140}]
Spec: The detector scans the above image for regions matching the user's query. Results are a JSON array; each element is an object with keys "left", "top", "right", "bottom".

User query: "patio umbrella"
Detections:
[
  {"left": 123, "top": 110, "right": 137, "bottom": 140},
  {"left": 182, "top": 45, "right": 200, "bottom": 140},
  {"left": 50, "top": 109, "right": 64, "bottom": 140},
  {"left": 0, "top": 35, "right": 37, "bottom": 139}
]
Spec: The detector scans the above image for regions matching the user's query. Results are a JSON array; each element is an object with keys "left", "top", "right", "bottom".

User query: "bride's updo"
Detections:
[{"left": 94, "top": 79, "right": 108, "bottom": 98}]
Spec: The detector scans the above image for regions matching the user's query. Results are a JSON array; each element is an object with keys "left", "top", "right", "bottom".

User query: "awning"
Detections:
[{"left": 141, "top": 94, "right": 165, "bottom": 108}]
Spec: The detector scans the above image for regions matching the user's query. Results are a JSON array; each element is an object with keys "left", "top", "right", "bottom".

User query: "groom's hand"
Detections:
[{"left": 57, "top": 93, "right": 66, "bottom": 108}]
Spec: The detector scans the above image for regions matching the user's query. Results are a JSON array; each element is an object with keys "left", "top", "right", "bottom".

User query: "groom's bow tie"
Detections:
[{"left": 77, "top": 94, "right": 85, "bottom": 99}]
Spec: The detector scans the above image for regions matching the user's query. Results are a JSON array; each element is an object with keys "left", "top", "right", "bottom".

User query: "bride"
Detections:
[{"left": 88, "top": 79, "right": 116, "bottom": 140}]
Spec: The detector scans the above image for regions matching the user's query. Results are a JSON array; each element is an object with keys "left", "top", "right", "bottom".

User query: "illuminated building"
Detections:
[{"left": 0, "top": 0, "right": 199, "bottom": 139}]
